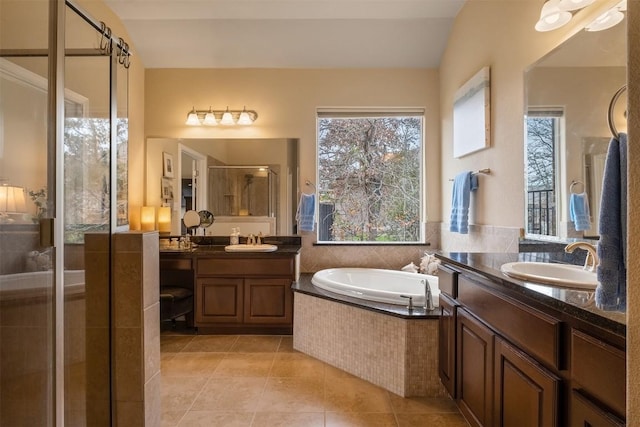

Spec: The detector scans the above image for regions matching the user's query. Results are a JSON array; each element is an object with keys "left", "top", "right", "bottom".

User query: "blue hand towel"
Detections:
[
  {"left": 449, "top": 171, "right": 478, "bottom": 234},
  {"left": 296, "top": 193, "right": 316, "bottom": 232},
  {"left": 569, "top": 192, "right": 591, "bottom": 231},
  {"left": 596, "top": 133, "right": 627, "bottom": 311}
]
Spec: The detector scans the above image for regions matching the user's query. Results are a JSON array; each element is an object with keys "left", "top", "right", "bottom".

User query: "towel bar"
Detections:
[{"left": 449, "top": 168, "right": 491, "bottom": 181}]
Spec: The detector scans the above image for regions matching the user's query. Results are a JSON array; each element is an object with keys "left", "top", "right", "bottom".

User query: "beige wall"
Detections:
[{"left": 144, "top": 68, "right": 442, "bottom": 225}]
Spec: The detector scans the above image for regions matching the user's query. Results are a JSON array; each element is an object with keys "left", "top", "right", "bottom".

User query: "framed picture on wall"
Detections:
[
  {"left": 453, "top": 66, "right": 491, "bottom": 158},
  {"left": 163, "top": 152, "right": 174, "bottom": 178},
  {"left": 161, "top": 177, "right": 174, "bottom": 201}
]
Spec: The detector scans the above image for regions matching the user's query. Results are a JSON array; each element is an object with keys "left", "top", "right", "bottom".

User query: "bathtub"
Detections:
[
  {"left": 311, "top": 268, "right": 439, "bottom": 307},
  {"left": 0, "top": 270, "right": 85, "bottom": 292}
]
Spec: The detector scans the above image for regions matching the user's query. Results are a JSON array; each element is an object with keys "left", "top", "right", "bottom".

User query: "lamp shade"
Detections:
[
  {"left": 237, "top": 108, "right": 254, "bottom": 125},
  {"left": 157, "top": 206, "right": 172, "bottom": 234},
  {"left": 220, "top": 108, "right": 235, "bottom": 125},
  {"left": 0, "top": 185, "right": 26, "bottom": 213},
  {"left": 140, "top": 206, "right": 156, "bottom": 231},
  {"left": 185, "top": 108, "right": 200, "bottom": 126},
  {"left": 535, "top": 0, "right": 572, "bottom": 31},
  {"left": 203, "top": 110, "right": 218, "bottom": 126}
]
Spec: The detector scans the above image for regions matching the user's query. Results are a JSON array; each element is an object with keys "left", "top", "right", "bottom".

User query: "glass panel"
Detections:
[
  {"left": 0, "top": 1, "right": 53, "bottom": 425},
  {"left": 64, "top": 6, "right": 113, "bottom": 426},
  {"left": 117, "top": 63, "right": 129, "bottom": 229}
]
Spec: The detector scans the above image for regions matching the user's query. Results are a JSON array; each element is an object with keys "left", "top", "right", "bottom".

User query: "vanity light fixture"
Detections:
[
  {"left": 535, "top": 0, "right": 572, "bottom": 32},
  {"left": 585, "top": 0, "right": 626, "bottom": 31},
  {"left": 185, "top": 106, "right": 258, "bottom": 126}
]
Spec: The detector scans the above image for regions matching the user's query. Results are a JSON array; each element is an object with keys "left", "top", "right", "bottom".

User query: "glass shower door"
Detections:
[{"left": 0, "top": 1, "right": 55, "bottom": 425}]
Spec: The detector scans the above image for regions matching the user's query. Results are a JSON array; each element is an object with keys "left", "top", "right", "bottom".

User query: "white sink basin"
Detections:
[
  {"left": 500, "top": 262, "right": 598, "bottom": 289},
  {"left": 224, "top": 244, "right": 278, "bottom": 253}
]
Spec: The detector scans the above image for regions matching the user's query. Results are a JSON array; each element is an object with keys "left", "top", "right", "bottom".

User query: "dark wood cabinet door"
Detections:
[
  {"left": 439, "top": 293, "right": 457, "bottom": 398},
  {"left": 243, "top": 278, "right": 293, "bottom": 324},
  {"left": 195, "top": 277, "right": 243, "bottom": 324},
  {"left": 456, "top": 308, "right": 494, "bottom": 427},
  {"left": 494, "top": 337, "right": 560, "bottom": 427}
]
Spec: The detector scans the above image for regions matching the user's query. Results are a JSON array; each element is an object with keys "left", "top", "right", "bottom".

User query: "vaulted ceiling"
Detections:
[{"left": 103, "top": 0, "right": 466, "bottom": 68}]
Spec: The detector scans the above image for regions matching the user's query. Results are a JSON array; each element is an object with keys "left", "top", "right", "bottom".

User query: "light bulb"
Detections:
[
  {"left": 185, "top": 108, "right": 200, "bottom": 125},
  {"left": 586, "top": 8, "right": 624, "bottom": 31},
  {"left": 220, "top": 107, "right": 235, "bottom": 125},
  {"left": 535, "top": 0, "right": 572, "bottom": 32},
  {"left": 203, "top": 108, "right": 217, "bottom": 126},
  {"left": 237, "top": 107, "right": 254, "bottom": 125}
]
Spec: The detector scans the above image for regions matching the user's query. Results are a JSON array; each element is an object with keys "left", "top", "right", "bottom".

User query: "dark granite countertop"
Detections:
[
  {"left": 292, "top": 273, "right": 441, "bottom": 320},
  {"left": 159, "top": 235, "right": 301, "bottom": 256},
  {"left": 435, "top": 252, "right": 626, "bottom": 337}
]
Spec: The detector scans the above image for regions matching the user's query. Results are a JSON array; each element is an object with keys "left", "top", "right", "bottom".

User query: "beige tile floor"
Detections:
[{"left": 160, "top": 327, "right": 469, "bottom": 427}]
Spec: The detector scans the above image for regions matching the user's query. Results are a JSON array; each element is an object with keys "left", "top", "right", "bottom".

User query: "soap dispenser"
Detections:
[{"left": 230, "top": 228, "right": 240, "bottom": 245}]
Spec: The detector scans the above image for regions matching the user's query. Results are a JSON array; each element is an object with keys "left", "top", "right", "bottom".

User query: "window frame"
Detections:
[
  {"left": 524, "top": 107, "right": 564, "bottom": 240},
  {"left": 315, "top": 108, "right": 426, "bottom": 245}
]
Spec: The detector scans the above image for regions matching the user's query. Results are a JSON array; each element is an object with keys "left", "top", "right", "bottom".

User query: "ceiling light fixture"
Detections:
[
  {"left": 535, "top": 0, "right": 572, "bottom": 32},
  {"left": 185, "top": 106, "right": 258, "bottom": 126},
  {"left": 586, "top": 0, "right": 626, "bottom": 31}
]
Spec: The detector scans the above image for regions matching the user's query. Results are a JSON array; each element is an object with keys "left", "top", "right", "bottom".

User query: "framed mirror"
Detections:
[
  {"left": 524, "top": 19, "right": 626, "bottom": 240},
  {"left": 146, "top": 138, "right": 299, "bottom": 236}
]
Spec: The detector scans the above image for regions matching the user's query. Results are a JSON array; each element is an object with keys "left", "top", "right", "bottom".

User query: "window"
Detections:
[
  {"left": 316, "top": 109, "right": 424, "bottom": 243},
  {"left": 525, "top": 109, "right": 562, "bottom": 237}
]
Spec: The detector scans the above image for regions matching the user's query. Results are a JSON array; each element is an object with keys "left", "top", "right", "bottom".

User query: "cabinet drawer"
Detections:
[
  {"left": 458, "top": 276, "right": 561, "bottom": 370},
  {"left": 160, "top": 257, "right": 192, "bottom": 270},
  {"left": 438, "top": 265, "right": 458, "bottom": 298},
  {"left": 197, "top": 257, "right": 294, "bottom": 277},
  {"left": 571, "top": 329, "right": 625, "bottom": 418},
  {"left": 570, "top": 389, "right": 624, "bottom": 427}
]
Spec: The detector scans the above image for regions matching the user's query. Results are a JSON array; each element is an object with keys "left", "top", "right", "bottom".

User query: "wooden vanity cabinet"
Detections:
[
  {"left": 438, "top": 260, "right": 626, "bottom": 427},
  {"left": 195, "top": 255, "right": 296, "bottom": 333}
]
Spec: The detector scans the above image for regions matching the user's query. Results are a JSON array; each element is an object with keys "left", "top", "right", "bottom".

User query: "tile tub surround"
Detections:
[
  {"left": 299, "top": 221, "right": 441, "bottom": 273},
  {"left": 293, "top": 276, "right": 446, "bottom": 398},
  {"left": 440, "top": 223, "right": 523, "bottom": 253}
]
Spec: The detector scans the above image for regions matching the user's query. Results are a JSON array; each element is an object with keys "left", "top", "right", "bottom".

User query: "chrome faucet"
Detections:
[
  {"left": 422, "top": 279, "right": 434, "bottom": 311},
  {"left": 247, "top": 233, "right": 255, "bottom": 245},
  {"left": 257, "top": 232, "right": 263, "bottom": 245},
  {"left": 400, "top": 295, "right": 414, "bottom": 311},
  {"left": 565, "top": 241, "right": 599, "bottom": 272}
]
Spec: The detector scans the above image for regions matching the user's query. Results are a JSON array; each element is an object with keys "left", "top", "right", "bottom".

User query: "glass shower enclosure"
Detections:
[{"left": 208, "top": 166, "right": 279, "bottom": 234}]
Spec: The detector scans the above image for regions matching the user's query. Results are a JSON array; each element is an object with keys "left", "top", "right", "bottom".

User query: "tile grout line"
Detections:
[{"left": 249, "top": 336, "right": 282, "bottom": 426}]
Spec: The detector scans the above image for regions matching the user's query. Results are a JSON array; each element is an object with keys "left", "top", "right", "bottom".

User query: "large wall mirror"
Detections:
[
  {"left": 524, "top": 18, "right": 626, "bottom": 241},
  {"left": 146, "top": 138, "right": 299, "bottom": 236}
]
